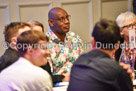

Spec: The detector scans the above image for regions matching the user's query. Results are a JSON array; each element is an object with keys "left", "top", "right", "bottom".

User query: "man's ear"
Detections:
[
  {"left": 48, "top": 19, "right": 54, "bottom": 27},
  {"left": 11, "top": 37, "right": 17, "bottom": 43},
  {"left": 28, "top": 46, "right": 33, "bottom": 52},
  {"left": 26, "top": 46, "right": 33, "bottom": 55},
  {"left": 114, "top": 41, "right": 120, "bottom": 52},
  {"left": 10, "top": 37, "right": 17, "bottom": 49},
  {"left": 91, "top": 37, "right": 96, "bottom": 49}
]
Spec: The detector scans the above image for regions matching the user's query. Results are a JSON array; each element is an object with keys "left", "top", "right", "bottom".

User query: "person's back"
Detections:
[
  {"left": 68, "top": 19, "right": 133, "bottom": 91},
  {"left": 68, "top": 49, "right": 132, "bottom": 91}
]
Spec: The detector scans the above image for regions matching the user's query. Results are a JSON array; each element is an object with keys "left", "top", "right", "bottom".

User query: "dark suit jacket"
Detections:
[{"left": 0, "top": 48, "right": 19, "bottom": 72}]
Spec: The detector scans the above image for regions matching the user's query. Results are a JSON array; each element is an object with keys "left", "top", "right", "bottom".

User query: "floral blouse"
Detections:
[
  {"left": 46, "top": 29, "right": 84, "bottom": 75},
  {"left": 119, "top": 43, "right": 136, "bottom": 71}
]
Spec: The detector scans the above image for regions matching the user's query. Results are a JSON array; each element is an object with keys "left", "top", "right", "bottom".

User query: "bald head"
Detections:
[
  {"left": 48, "top": 7, "right": 68, "bottom": 19},
  {"left": 48, "top": 7, "right": 70, "bottom": 37}
]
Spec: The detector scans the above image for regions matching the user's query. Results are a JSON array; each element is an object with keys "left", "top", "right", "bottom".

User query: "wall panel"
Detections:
[
  {"left": 0, "top": 5, "right": 9, "bottom": 56},
  {"left": 61, "top": 1, "right": 92, "bottom": 52},
  {"left": 101, "top": 1, "right": 128, "bottom": 20},
  {"left": 17, "top": 3, "right": 52, "bottom": 32}
]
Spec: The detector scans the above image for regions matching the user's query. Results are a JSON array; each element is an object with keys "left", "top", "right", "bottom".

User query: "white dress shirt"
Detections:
[{"left": 0, "top": 57, "right": 52, "bottom": 91}]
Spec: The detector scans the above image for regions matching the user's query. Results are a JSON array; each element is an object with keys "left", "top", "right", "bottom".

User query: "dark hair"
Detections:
[
  {"left": 4, "top": 22, "right": 31, "bottom": 43},
  {"left": 92, "top": 19, "right": 120, "bottom": 49},
  {"left": 17, "top": 30, "right": 49, "bottom": 56}
]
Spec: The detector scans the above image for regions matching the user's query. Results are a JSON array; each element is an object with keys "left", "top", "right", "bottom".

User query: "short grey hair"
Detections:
[{"left": 116, "top": 11, "right": 136, "bottom": 28}]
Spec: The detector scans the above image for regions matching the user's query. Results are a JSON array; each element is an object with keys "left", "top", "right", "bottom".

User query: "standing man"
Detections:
[
  {"left": 0, "top": 22, "right": 31, "bottom": 72},
  {"left": 68, "top": 19, "right": 133, "bottom": 91},
  {"left": 0, "top": 31, "right": 52, "bottom": 91},
  {"left": 47, "top": 7, "right": 84, "bottom": 76}
]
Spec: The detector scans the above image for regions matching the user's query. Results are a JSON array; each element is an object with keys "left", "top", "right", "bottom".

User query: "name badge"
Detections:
[{"left": 129, "top": 29, "right": 135, "bottom": 49}]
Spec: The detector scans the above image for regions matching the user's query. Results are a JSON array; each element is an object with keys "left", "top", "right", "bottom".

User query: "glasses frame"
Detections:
[
  {"left": 51, "top": 15, "right": 71, "bottom": 22},
  {"left": 122, "top": 22, "right": 136, "bottom": 30}
]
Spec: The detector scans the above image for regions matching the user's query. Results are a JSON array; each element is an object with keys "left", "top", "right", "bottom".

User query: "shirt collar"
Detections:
[
  {"left": 18, "top": 57, "right": 34, "bottom": 66},
  {"left": 47, "top": 29, "right": 69, "bottom": 43}
]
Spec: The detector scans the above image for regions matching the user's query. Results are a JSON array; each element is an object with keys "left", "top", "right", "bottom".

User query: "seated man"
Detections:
[
  {"left": 0, "top": 31, "right": 52, "bottom": 91},
  {"left": 27, "top": 20, "right": 69, "bottom": 84},
  {"left": 47, "top": 7, "right": 84, "bottom": 75},
  {"left": 68, "top": 19, "right": 133, "bottom": 91},
  {"left": 0, "top": 22, "right": 31, "bottom": 72}
]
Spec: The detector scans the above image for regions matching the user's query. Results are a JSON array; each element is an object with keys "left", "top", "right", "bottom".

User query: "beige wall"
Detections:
[
  {"left": 102, "top": 1, "right": 128, "bottom": 20},
  {"left": 0, "top": 0, "right": 133, "bottom": 56}
]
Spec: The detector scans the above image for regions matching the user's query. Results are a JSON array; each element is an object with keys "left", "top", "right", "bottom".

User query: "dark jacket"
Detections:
[{"left": 68, "top": 49, "right": 133, "bottom": 91}]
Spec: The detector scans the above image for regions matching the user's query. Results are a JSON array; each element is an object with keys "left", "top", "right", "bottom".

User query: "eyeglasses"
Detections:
[
  {"left": 122, "top": 22, "right": 136, "bottom": 30},
  {"left": 51, "top": 15, "right": 71, "bottom": 22}
]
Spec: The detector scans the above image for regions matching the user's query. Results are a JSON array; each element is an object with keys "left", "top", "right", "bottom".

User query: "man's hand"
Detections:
[
  {"left": 120, "top": 63, "right": 133, "bottom": 79},
  {"left": 62, "top": 71, "right": 70, "bottom": 82}
]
